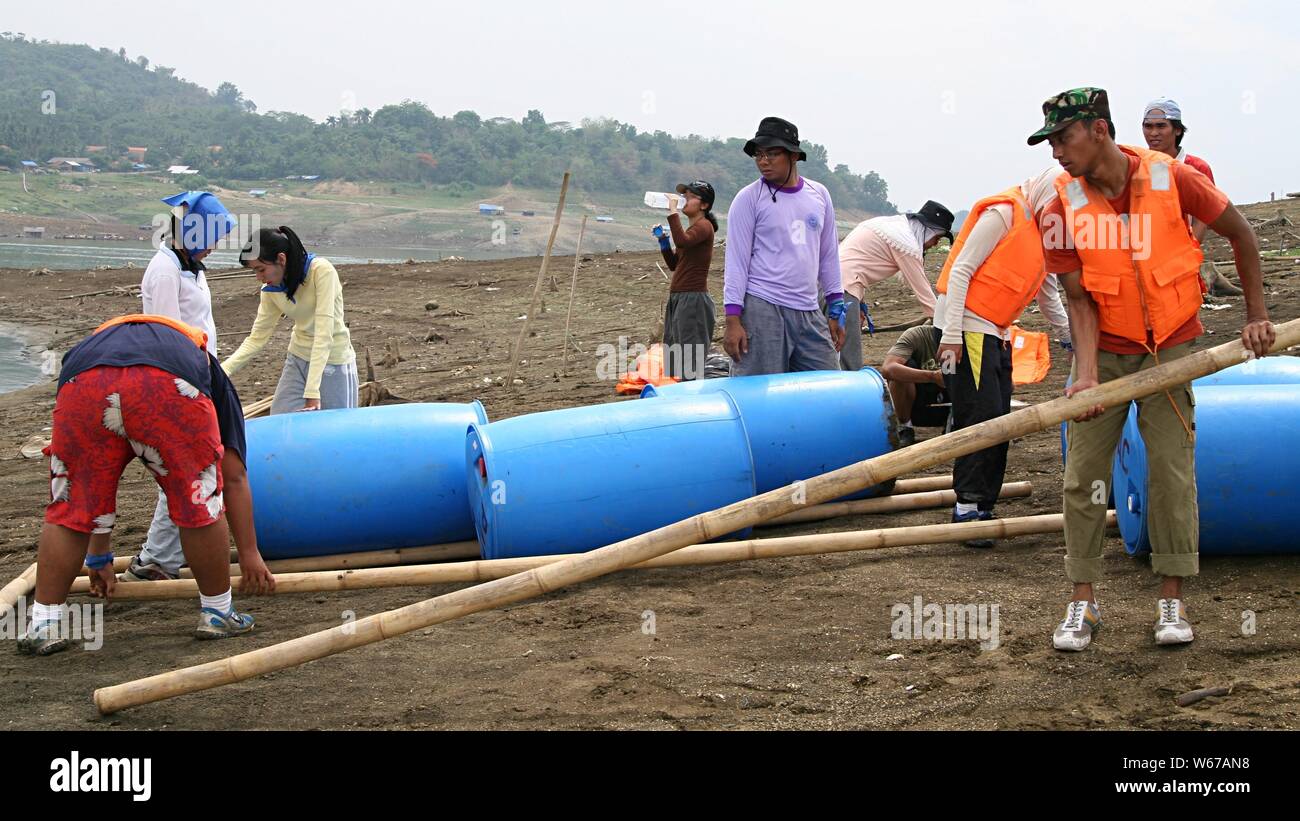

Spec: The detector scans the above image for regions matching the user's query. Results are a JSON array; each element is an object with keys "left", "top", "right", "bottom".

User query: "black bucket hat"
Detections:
[
  {"left": 743, "top": 116, "right": 808, "bottom": 161},
  {"left": 675, "top": 180, "right": 716, "bottom": 207},
  {"left": 907, "top": 200, "right": 956, "bottom": 243}
]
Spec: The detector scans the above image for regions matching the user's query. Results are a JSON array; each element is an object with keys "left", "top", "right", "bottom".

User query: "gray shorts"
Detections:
[
  {"left": 271, "top": 353, "right": 360, "bottom": 414},
  {"left": 731, "top": 293, "right": 840, "bottom": 377},
  {"left": 664, "top": 291, "right": 716, "bottom": 381},
  {"left": 839, "top": 293, "right": 864, "bottom": 371}
]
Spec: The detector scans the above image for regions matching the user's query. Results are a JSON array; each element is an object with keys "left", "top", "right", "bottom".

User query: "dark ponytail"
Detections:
[
  {"left": 701, "top": 206, "right": 719, "bottom": 232},
  {"left": 241, "top": 225, "right": 309, "bottom": 300}
]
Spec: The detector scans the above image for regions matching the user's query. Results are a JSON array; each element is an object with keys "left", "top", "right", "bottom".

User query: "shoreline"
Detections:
[{"left": 0, "top": 319, "right": 56, "bottom": 395}]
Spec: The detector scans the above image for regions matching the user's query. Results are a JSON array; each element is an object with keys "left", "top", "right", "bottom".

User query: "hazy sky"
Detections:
[{"left": 9, "top": 0, "right": 1298, "bottom": 211}]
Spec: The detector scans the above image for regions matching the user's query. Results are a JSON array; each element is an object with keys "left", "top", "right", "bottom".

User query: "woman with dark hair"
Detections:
[
  {"left": 653, "top": 180, "right": 717, "bottom": 380},
  {"left": 222, "top": 227, "right": 358, "bottom": 413}
]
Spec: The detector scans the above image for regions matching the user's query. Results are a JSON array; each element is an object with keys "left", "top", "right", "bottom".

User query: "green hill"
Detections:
[{"left": 0, "top": 35, "right": 897, "bottom": 214}]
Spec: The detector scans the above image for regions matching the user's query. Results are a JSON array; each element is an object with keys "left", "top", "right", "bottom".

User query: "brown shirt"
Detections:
[{"left": 660, "top": 213, "right": 715, "bottom": 293}]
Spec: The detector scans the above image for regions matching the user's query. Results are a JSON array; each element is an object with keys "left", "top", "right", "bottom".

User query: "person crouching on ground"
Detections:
[
  {"left": 19, "top": 315, "right": 275, "bottom": 656},
  {"left": 879, "top": 324, "right": 951, "bottom": 447}
]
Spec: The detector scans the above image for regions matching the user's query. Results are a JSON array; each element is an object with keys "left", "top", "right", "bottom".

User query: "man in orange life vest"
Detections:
[
  {"left": 1027, "top": 88, "right": 1275, "bottom": 651},
  {"left": 932, "top": 166, "right": 1074, "bottom": 549}
]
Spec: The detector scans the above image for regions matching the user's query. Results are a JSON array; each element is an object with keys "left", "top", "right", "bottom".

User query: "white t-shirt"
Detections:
[{"left": 140, "top": 247, "right": 218, "bottom": 356}]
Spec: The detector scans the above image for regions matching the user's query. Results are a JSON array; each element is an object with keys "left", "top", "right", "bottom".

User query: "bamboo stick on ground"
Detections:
[
  {"left": 75, "top": 513, "right": 1114, "bottom": 601},
  {"left": 0, "top": 562, "right": 38, "bottom": 611},
  {"left": 760, "top": 483, "right": 1030, "bottom": 527},
  {"left": 94, "top": 320, "right": 1300, "bottom": 714},
  {"left": 65, "top": 542, "right": 482, "bottom": 594}
]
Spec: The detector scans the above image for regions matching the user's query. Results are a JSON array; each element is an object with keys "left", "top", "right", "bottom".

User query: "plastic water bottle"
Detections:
[{"left": 644, "top": 191, "right": 680, "bottom": 210}]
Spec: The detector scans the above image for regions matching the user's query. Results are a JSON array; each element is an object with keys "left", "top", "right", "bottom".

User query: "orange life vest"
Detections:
[
  {"left": 1051, "top": 145, "right": 1203, "bottom": 347},
  {"left": 94, "top": 314, "right": 209, "bottom": 350},
  {"left": 937, "top": 186, "right": 1047, "bottom": 328}
]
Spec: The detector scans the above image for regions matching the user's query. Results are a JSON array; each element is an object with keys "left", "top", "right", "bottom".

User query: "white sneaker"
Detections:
[
  {"left": 1053, "top": 600, "right": 1101, "bottom": 651},
  {"left": 1154, "top": 598, "right": 1194, "bottom": 645}
]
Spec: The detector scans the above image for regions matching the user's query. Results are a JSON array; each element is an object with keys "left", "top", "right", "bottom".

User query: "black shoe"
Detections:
[
  {"left": 953, "top": 509, "right": 995, "bottom": 549},
  {"left": 897, "top": 426, "right": 916, "bottom": 447}
]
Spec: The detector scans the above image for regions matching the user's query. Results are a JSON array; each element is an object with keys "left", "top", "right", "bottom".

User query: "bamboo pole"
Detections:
[
  {"left": 562, "top": 214, "right": 589, "bottom": 362},
  {"left": 70, "top": 513, "right": 1112, "bottom": 601},
  {"left": 0, "top": 562, "right": 38, "bottom": 611},
  {"left": 506, "top": 172, "right": 570, "bottom": 388},
  {"left": 94, "top": 321, "right": 1300, "bottom": 714},
  {"left": 64, "top": 542, "right": 482, "bottom": 595},
  {"left": 760, "top": 483, "right": 1030, "bottom": 528},
  {"left": 889, "top": 476, "right": 952, "bottom": 494}
]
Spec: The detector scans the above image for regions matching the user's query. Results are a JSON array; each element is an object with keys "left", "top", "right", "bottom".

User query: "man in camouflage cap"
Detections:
[{"left": 1028, "top": 87, "right": 1276, "bottom": 653}]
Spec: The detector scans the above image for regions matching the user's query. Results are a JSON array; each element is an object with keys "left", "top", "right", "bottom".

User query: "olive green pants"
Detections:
[{"left": 1063, "top": 342, "right": 1199, "bottom": 582}]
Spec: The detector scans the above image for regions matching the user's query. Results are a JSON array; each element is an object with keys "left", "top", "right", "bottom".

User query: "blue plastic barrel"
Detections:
[
  {"left": 640, "top": 369, "right": 895, "bottom": 498},
  {"left": 1113, "top": 384, "right": 1300, "bottom": 555},
  {"left": 1061, "top": 357, "right": 1300, "bottom": 463},
  {"left": 246, "top": 402, "right": 488, "bottom": 558},
  {"left": 466, "top": 394, "right": 755, "bottom": 560},
  {"left": 1192, "top": 356, "right": 1300, "bottom": 387}
]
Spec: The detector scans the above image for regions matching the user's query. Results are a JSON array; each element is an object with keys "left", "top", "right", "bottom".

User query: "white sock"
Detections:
[
  {"left": 900, "top": 421, "right": 914, "bottom": 430},
  {"left": 32, "top": 601, "right": 66, "bottom": 625},
  {"left": 200, "top": 588, "right": 233, "bottom": 614},
  {"left": 955, "top": 502, "right": 979, "bottom": 516}
]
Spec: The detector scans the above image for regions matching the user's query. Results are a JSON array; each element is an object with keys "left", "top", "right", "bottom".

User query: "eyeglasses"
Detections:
[{"left": 753, "top": 149, "right": 787, "bottom": 162}]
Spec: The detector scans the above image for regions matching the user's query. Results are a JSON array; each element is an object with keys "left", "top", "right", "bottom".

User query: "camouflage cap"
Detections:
[{"left": 1027, "top": 87, "right": 1112, "bottom": 146}]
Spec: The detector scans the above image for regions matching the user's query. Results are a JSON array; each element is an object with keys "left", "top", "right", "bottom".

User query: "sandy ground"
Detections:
[{"left": 1, "top": 204, "right": 1298, "bottom": 730}]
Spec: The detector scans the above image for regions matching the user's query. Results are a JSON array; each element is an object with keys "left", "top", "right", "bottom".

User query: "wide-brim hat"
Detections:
[
  {"left": 743, "top": 116, "right": 808, "bottom": 161},
  {"left": 906, "top": 200, "right": 956, "bottom": 243}
]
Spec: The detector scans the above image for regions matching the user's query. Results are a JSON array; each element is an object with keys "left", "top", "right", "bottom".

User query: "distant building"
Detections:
[
  {"left": 85, "top": 145, "right": 108, "bottom": 154},
  {"left": 478, "top": 204, "right": 505, "bottom": 216},
  {"left": 132, "top": 163, "right": 150, "bottom": 170},
  {"left": 22, "top": 227, "right": 46, "bottom": 238},
  {"left": 168, "top": 165, "right": 199, "bottom": 175},
  {"left": 47, "top": 157, "right": 96, "bottom": 171},
  {"left": 521, "top": 210, "right": 535, "bottom": 217},
  {"left": 595, "top": 215, "right": 614, "bottom": 223},
  {"left": 249, "top": 189, "right": 268, "bottom": 198},
  {"left": 301, "top": 175, "right": 320, "bottom": 181},
  {"left": 20, "top": 160, "right": 39, "bottom": 169},
  {"left": 125, "top": 147, "right": 148, "bottom": 163}
]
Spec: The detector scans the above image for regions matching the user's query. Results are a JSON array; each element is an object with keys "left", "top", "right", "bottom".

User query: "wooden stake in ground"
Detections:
[
  {"left": 506, "top": 172, "right": 570, "bottom": 389},
  {"left": 93, "top": 321, "right": 1300, "bottom": 714},
  {"left": 72, "top": 513, "right": 1110, "bottom": 601},
  {"left": 562, "top": 214, "right": 589, "bottom": 362}
]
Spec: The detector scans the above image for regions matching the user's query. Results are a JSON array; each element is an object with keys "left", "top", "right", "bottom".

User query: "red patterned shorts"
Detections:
[{"left": 45, "top": 365, "right": 225, "bottom": 533}]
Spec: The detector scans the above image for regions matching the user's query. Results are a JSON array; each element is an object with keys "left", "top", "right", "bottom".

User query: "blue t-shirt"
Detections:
[{"left": 59, "top": 322, "right": 247, "bottom": 463}]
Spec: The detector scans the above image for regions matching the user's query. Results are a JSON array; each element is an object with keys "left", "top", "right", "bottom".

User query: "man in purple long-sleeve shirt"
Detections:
[{"left": 724, "top": 117, "right": 846, "bottom": 375}]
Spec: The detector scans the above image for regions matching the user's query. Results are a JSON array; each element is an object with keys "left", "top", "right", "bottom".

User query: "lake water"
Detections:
[
  {"left": 0, "top": 238, "right": 518, "bottom": 271},
  {"left": 0, "top": 330, "right": 45, "bottom": 394},
  {"left": 0, "top": 238, "right": 525, "bottom": 393}
]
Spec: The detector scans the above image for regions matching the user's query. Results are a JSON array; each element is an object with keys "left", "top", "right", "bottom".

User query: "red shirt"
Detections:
[
  {"left": 1044, "top": 154, "right": 1230, "bottom": 354},
  {"left": 1183, "top": 153, "right": 1214, "bottom": 183}
]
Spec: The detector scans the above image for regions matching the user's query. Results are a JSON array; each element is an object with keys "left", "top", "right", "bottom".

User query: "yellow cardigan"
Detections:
[{"left": 222, "top": 256, "right": 355, "bottom": 399}]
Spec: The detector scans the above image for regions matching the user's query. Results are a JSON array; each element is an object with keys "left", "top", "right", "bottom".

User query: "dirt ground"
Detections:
[{"left": 1, "top": 203, "right": 1298, "bottom": 730}]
